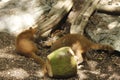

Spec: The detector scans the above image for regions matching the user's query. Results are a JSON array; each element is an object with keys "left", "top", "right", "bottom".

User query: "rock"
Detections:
[{"left": 86, "top": 13, "right": 120, "bottom": 51}]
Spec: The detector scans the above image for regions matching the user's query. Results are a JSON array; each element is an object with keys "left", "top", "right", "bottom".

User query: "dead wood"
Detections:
[
  {"left": 70, "top": 0, "right": 101, "bottom": 35},
  {"left": 33, "top": 0, "right": 73, "bottom": 36},
  {"left": 97, "top": 2, "right": 120, "bottom": 14}
]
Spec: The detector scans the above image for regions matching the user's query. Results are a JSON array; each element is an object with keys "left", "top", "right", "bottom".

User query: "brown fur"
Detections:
[
  {"left": 51, "top": 34, "right": 114, "bottom": 63},
  {"left": 15, "top": 27, "right": 46, "bottom": 74}
]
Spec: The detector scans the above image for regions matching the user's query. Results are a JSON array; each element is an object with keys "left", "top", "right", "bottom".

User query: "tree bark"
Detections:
[
  {"left": 97, "top": 1, "right": 120, "bottom": 14},
  {"left": 70, "top": 0, "right": 101, "bottom": 35},
  {"left": 33, "top": 0, "right": 73, "bottom": 36}
]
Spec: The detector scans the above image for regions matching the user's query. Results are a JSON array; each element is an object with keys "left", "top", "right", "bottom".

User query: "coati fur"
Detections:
[
  {"left": 51, "top": 34, "right": 114, "bottom": 63},
  {"left": 15, "top": 27, "right": 46, "bottom": 74}
]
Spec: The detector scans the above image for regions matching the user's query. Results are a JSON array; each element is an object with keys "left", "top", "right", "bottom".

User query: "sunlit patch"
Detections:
[
  {"left": 64, "top": 0, "right": 73, "bottom": 11},
  {"left": 89, "top": 69, "right": 100, "bottom": 75},
  {"left": 6, "top": 13, "right": 35, "bottom": 35},
  {"left": 108, "top": 73, "right": 120, "bottom": 80},
  {"left": 0, "top": 12, "right": 36, "bottom": 36},
  {"left": 54, "top": 0, "right": 73, "bottom": 11},
  {"left": 0, "top": 0, "right": 10, "bottom": 2},
  {"left": 35, "top": 69, "right": 45, "bottom": 78},
  {"left": 114, "top": 39, "right": 120, "bottom": 51},
  {"left": 100, "top": 73, "right": 108, "bottom": 78},
  {"left": 96, "top": 28, "right": 102, "bottom": 33},
  {"left": 0, "top": 45, "right": 16, "bottom": 59},
  {"left": 0, "top": 0, "right": 50, "bottom": 36},
  {"left": 0, "top": 68, "right": 29, "bottom": 79},
  {"left": 0, "top": 53, "right": 15, "bottom": 59},
  {"left": 87, "top": 60, "right": 98, "bottom": 71},
  {"left": 54, "top": 1, "right": 64, "bottom": 8},
  {"left": 108, "top": 21, "right": 119, "bottom": 29},
  {"left": 77, "top": 71, "right": 88, "bottom": 80}
]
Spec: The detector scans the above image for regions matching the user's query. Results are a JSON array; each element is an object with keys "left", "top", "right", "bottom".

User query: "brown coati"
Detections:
[
  {"left": 15, "top": 27, "right": 46, "bottom": 75},
  {"left": 51, "top": 34, "right": 114, "bottom": 63}
]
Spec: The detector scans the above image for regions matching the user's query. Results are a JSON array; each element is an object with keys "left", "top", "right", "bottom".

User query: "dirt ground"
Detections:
[
  {"left": 0, "top": 13, "right": 120, "bottom": 80},
  {"left": 0, "top": 0, "right": 120, "bottom": 80}
]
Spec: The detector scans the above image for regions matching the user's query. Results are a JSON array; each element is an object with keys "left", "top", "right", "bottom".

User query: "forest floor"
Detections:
[
  {"left": 0, "top": 0, "right": 120, "bottom": 80},
  {"left": 0, "top": 12, "right": 120, "bottom": 80}
]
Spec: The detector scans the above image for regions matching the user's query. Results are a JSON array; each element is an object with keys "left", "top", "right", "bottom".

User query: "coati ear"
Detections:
[
  {"left": 29, "top": 27, "right": 37, "bottom": 35},
  {"left": 29, "top": 27, "right": 35, "bottom": 32},
  {"left": 29, "top": 27, "right": 32, "bottom": 30}
]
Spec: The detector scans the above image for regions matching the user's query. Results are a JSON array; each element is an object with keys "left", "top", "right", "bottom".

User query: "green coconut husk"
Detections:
[{"left": 46, "top": 47, "right": 77, "bottom": 79}]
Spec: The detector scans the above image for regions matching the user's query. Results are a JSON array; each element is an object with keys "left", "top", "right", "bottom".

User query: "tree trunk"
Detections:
[
  {"left": 97, "top": 1, "right": 120, "bottom": 14},
  {"left": 33, "top": 0, "right": 73, "bottom": 36},
  {"left": 70, "top": 0, "right": 100, "bottom": 35}
]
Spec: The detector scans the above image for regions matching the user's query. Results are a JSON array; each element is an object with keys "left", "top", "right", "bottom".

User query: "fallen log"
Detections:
[
  {"left": 70, "top": 0, "right": 100, "bottom": 35},
  {"left": 97, "top": 1, "right": 120, "bottom": 14},
  {"left": 33, "top": 0, "right": 73, "bottom": 37}
]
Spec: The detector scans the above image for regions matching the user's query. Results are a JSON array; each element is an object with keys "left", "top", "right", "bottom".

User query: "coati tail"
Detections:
[
  {"left": 91, "top": 43, "right": 114, "bottom": 53},
  {"left": 30, "top": 52, "right": 45, "bottom": 65},
  {"left": 30, "top": 52, "right": 47, "bottom": 74}
]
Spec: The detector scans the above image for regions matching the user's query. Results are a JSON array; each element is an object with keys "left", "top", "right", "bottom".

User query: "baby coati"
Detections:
[
  {"left": 51, "top": 34, "right": 114, "bottom": 63},
  {"left": 15, "top": 27, "right": 46, "bottom": 74}
]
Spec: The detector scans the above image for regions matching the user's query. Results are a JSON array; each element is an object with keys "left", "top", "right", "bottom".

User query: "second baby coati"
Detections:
[
  {"left": 51, "top": 34, "right": 114, "bottom": 63},
  {"left": 15, "top": 27, "right": 46, "bottom": 74}
]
